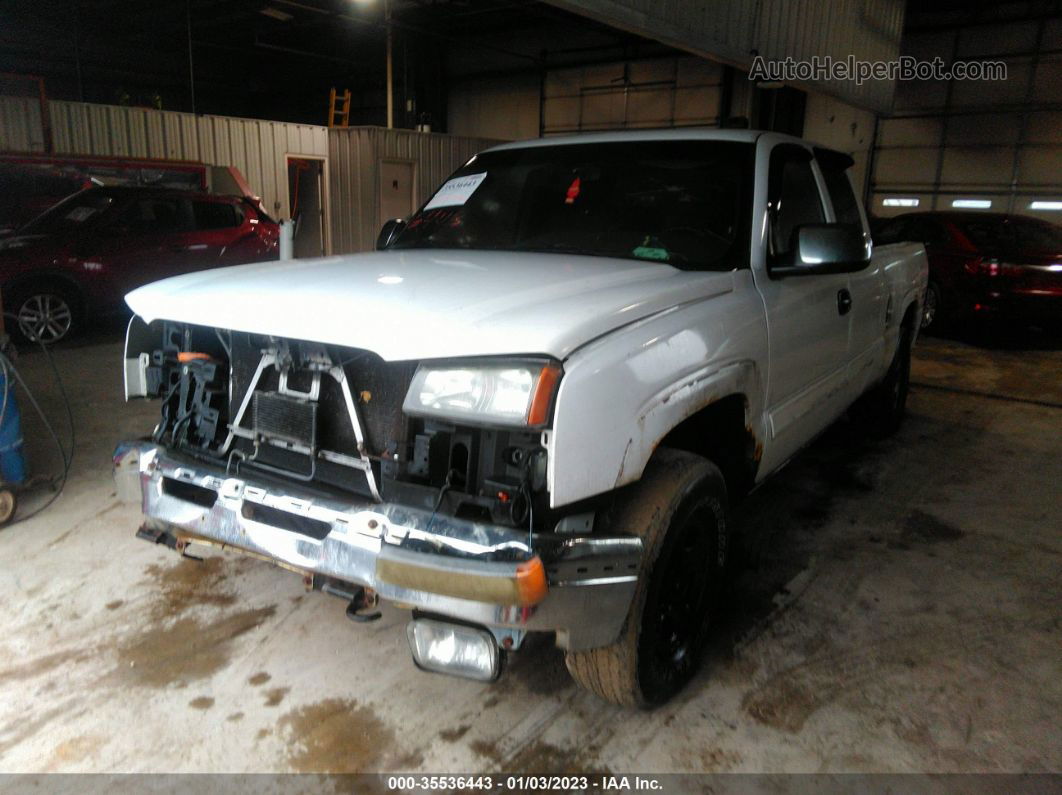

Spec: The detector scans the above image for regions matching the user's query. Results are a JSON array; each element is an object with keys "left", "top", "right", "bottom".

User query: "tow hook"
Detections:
[
  {"left": 309, "top": 573, "right": 382, "bottom": 622},
  {"left": 136, "top": 522, "right": 178, "bottom": 548},
  {"left": 345, "top": 586, "right": 382, "bottom": 623},
  {"left": 135, "top": 523, "right": 203, "bottom": 561}
]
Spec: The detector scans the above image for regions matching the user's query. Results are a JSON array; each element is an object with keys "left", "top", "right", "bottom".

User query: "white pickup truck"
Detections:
[{"left": 114, "top": 129, "right": 927, "bottom": 706}]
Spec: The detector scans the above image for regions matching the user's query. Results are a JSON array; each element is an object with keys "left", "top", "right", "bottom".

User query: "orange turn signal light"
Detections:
[
  {"left": 514, "top": 556, "right": 549, "bottom": 606},
  {"left": 177, "top": 352, "right": 213, "bottom": 363},
  {"left": 527, "top": 365, "right": 561, "bottom": 426}
]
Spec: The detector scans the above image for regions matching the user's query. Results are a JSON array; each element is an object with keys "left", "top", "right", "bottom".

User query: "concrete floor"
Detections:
[{"left": 0, "top": 326, "right": 1059, "bottom": 774}]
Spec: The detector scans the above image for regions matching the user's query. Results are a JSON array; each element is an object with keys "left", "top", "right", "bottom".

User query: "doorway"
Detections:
[{"left": 287, "top": 156, "right": 326, "bottom": 258}]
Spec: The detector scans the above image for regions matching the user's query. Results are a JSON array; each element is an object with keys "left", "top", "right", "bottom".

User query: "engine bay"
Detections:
[{"left": 124, "top": 318, "right": 552, "bottom": 530}]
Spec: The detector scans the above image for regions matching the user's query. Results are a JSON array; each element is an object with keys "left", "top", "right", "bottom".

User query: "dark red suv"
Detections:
[
  {"left": 0, "top": 186, "right": 280, "bottom": 343},
  {"left": 873, "top": 212, "right": 1062, "bottom": 331}
]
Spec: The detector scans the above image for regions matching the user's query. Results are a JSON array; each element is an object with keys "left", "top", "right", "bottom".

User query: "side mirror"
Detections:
[
  {"left": 771, "top": 224, "right": 870, "bottom": 277},
  {"left": 376, "top": 218, "right": 406, "bottom": 250}
]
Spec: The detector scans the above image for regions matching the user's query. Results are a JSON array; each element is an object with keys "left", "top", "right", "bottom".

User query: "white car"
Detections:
[{"left": 114, "top": 129, "right": 927, "bottom": 706}]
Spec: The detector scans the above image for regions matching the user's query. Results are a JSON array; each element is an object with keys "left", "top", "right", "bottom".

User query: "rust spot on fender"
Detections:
[{"left": 748, "top": 425, "right": 764, "bottom": 463}]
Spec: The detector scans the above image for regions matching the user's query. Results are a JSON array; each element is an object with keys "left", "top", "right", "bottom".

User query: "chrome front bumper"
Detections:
[{"left": 114, "top": 441, "right": 641, "bottom": 651}]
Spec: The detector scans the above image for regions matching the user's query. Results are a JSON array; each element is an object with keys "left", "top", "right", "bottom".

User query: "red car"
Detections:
[
  {"left": 0, "top": 164, "right": 92, "bottom": 236},
  {"left": 874, "top": 212, "right": 1062, "bottom": 331},
  {"left": 0, "top": 186, "right": 279, "bottom": 343}
]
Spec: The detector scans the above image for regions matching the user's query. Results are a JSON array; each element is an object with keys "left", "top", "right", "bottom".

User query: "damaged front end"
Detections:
[{"left": 116, "top": 316, "right": 642, "bottom": 674}]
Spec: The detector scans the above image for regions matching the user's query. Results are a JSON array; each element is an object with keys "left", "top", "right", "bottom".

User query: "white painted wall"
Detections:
[
  {"left": 803, "top": 91, "right": 877, "bottom": 199},
  {"left": 448, "top": 75, "right": 541, "bottom": 141}
]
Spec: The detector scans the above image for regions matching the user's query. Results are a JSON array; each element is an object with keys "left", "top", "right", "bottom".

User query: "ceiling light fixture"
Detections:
[{"left": 259, "top": 6, "right": 293, "bottom": 21}]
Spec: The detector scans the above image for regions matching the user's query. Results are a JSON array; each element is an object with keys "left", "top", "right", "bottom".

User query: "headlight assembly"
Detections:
[{"left": 402, "top": 361, "right": 561, "bottom": 427}]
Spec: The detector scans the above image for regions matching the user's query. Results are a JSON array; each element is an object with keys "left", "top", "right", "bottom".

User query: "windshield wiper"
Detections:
[{"left": 511, "top": 243, "right": 603, "bottom": 256}]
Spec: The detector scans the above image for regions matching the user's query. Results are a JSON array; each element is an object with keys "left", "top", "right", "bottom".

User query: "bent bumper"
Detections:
[{"left": 114, "top": 441, "right": 641, "bottom": 651}]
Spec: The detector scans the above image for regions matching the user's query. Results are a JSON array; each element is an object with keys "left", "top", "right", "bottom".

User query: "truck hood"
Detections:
[{"left": 125, "top": 249, "right": 734, "bottom": 361}]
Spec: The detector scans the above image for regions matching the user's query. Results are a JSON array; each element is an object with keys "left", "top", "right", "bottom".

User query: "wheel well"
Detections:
[
  {"left": 3, "top": 274, "right": 84, "bottom": 310},
  {"left": 901, "top": 300, "right": 918, "bottom": 333},
  {"left": 657, "top": 393, "right": 758, "bottom": 499}
]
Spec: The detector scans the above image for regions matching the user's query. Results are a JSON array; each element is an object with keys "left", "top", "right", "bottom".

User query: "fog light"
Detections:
[{"left": 406, "top": 619, "right": 501, "bottom": 682}]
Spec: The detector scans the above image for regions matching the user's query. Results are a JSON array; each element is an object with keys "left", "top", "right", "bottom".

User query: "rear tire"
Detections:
[
  {"left": 854, "top": 323, "right": 913, "bottom": 437},
  {"left": 564, "top": 448, "right": 728, "bottom": 707}
]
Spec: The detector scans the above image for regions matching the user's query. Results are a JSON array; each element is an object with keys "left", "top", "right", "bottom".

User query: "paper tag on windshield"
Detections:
[{"left": 423, "top": 172, "right": 487, "bottom": 210}]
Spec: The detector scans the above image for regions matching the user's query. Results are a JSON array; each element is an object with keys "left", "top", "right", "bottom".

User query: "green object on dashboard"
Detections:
[{"left": 632, "top": 236, "right": 669, "bottom": 261}]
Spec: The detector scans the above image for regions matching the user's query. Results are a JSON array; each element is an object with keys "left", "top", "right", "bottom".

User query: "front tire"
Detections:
[{"left": 564, "top": 448, "right": 728, "bottom": 707}]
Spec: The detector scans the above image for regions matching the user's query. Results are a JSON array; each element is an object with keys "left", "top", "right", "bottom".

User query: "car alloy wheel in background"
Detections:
[
  {"left": 17, "top": 293, "right": 74, "bottom": 344},
  {"left": 921, "top": 283, "right": 940, "bottom": 331}
]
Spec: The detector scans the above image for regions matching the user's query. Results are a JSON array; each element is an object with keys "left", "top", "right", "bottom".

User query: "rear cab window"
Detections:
[
  {"left": 814, "top": 148, "right": 864, "bottom": 229},
  {"left": 767, "top": 144, "right": 826, "bottom": 259}
]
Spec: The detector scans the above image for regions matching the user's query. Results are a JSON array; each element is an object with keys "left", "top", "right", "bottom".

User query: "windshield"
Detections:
[
  {"left": 21, "top": 190, "right": 117, "bottom": 235},
  {"left": 391, "top": 140, "right": 754, "bottom": 270}
]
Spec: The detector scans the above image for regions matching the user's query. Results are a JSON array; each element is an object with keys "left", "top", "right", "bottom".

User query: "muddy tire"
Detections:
[
  {"left": 854, "top": 323, "right": 913, "bottom": 437},
  {"left": 564, "top": 448, "right": 728, "bottom": 707}
]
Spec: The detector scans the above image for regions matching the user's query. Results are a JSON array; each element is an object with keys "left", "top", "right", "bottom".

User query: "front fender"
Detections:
[{"left": 547, "top": 270, "right": 769, "bottom": 508}]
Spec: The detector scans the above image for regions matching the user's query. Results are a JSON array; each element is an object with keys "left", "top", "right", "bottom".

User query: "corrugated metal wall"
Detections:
[
  {"left": 543, "top": 0, "right": 906, "bottom": 112},
  {"left": 0, "top": 97, "right": 329, "bottom": 224},
  {"left": 328, "top": 127, "right": 499, "bottom": 254},
  {"left": 0, "top": 96, "right": 43, "bottom": 153},
  {"left": 0, "top": 97, "right": 499, "bottom": 255}
]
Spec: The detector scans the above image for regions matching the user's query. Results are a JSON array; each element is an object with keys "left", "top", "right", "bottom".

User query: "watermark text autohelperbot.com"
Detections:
[{"left": 750, "top": 55, "right": 1007, "bottom": 84}]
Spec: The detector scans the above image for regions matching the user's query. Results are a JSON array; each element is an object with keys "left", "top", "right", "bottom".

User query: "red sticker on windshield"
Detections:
[{"left": 565, "top": 177, "right": 581, "bottom": 204}]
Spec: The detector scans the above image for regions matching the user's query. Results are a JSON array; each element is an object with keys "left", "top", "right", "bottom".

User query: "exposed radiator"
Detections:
[{"left": 253, "top": 391, "right": 317, "bottom": 450}]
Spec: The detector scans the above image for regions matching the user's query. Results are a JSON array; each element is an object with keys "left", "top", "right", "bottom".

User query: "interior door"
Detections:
[
  {"left": 756, "top": 143, "right": 852, "bottom": 461},
  {"left": 287, "top": 157, "right": 325, "bottom": 258}
]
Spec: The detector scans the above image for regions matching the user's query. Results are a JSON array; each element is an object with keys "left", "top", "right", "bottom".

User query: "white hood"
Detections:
[{"left": 125, "top": 249, "right": 734, "bottom": 361}]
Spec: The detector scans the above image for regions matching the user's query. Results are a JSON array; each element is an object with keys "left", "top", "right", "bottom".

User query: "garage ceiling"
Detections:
[
  {"left": 0, "top": 0, "right": 657, "bottom": 126},
  {"left": 540, "top": 0, "right": 908, "bottom": 112}
]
